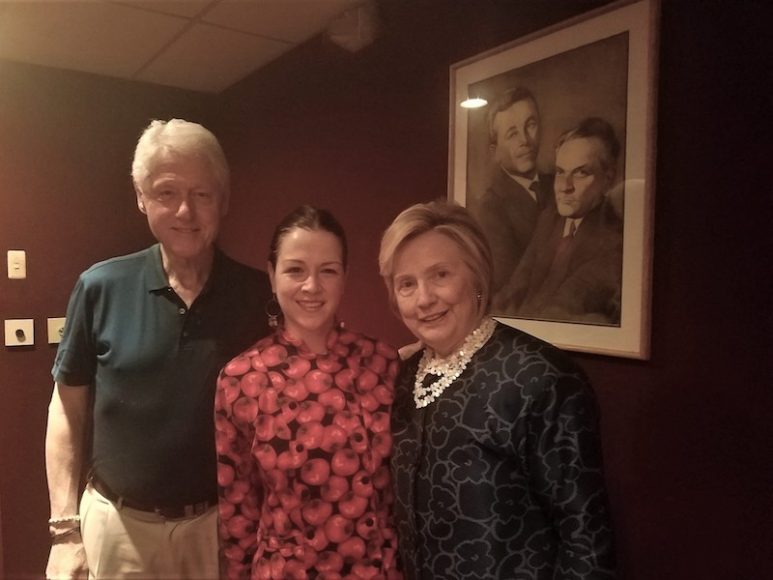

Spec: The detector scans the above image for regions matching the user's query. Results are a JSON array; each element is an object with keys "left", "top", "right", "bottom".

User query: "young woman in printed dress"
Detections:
[{"left": 215, "top": 205, "right": 402, "bottom": 580}]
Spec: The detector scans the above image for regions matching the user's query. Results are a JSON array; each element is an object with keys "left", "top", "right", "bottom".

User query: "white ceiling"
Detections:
[{"left": 0, "top": 0, "right": 363, "bottom": 93}]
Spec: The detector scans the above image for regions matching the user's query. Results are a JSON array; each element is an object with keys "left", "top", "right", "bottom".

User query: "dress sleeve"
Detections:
[
  {"left": 526, "top": 373, "right": 617, "bottom": 579},
  {"left": 215, "top": 362, "right": 262, "bottom": 580}
]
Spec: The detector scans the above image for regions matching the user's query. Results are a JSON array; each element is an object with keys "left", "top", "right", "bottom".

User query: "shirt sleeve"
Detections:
[
  {"left": 526, "top": 373, "right": 617, "bottom": 579},
  {"left": 52, "top": 274, "right": 97, "bottom": 386},
  {"left": 215, "top": 363, "right": 262, "bottom": 580}
]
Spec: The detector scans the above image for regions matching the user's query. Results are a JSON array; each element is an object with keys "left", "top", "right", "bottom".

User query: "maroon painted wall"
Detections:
[
  {"left": 0, "top": 61, "right": 213, "bottom": 578},
  {"left": 1, "top": 0, "right": 770, "bottom": 577},
  {"left": 213, "top": 1, "right": 771, "bottom": 578}
]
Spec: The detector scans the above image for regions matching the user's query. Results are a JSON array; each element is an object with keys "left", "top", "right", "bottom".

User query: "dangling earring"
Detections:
[
  {"left": 265, "top": 294, "right": 281, "bottom": 328},
  {"left": 476, "top": 291, "right": 483, "bottom": 307}
]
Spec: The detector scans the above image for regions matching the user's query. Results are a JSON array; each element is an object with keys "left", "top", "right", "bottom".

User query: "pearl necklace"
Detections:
[{"left": 413, "top": 318, "right": 497, "bottom": 409}]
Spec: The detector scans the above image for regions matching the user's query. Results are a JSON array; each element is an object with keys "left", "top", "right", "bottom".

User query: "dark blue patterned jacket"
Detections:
[{"left": 391, "top": 322, "right": 616, "bottom": 579}]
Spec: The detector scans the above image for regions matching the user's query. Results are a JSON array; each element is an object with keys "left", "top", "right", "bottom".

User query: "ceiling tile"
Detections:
[
  {"left": 204, "top": 0, "right": 361, "bottom": 42},
  {"left": 0, "top": 1, "right": 188, "bottom": 79},
  {"left": 136, "top": 22, "right": 290, "bottom": 93},
  {"left": 0, "top": 0, "right": 362, "bottom": 92},
  {"left": 111, "top": 0, "right": 215, "bottom": 19}
]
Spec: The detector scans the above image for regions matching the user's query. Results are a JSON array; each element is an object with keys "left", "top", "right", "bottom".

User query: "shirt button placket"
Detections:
[{"left": 178, "top": 306, "right": 189, "bottom": 342}]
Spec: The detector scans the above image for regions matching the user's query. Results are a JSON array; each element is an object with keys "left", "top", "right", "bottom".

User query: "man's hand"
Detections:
[{"left": 46, "top": 538, "right": 88, "bottom": 580}]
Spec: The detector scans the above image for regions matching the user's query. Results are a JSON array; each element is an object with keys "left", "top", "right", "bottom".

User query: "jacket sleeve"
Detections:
[
  {"left": 475, "top": 189, "right": 521, "bottom": 295},
  {"left": 526, "top": 373, "right": 617, "bottom": 579}
]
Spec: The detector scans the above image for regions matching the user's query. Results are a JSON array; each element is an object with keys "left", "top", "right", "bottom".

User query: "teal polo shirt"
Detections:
[{"left": 53, "top": 244, "right": 271, "bottom": 505}]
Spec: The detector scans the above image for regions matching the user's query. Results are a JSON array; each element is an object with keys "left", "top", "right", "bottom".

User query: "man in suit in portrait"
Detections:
[
  {"left": 500, "top": 117, "right": 624, "bottom": 325},
  {"left": 473, "top": 87, "right": 553, "bottom": 308}
]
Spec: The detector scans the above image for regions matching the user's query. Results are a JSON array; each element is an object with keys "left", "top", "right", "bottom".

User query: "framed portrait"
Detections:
[{"left": 449, "top": 0, "right": 658, "bottom": 359}]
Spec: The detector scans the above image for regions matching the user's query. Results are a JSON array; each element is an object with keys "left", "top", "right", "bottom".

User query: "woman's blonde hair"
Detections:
[{"left": 378, "top": 200, "right": 493, "bottom": 317}]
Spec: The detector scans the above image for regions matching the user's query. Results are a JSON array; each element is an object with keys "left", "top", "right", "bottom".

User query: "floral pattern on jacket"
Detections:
[{"left": 391, "top": 322, "right": 616, "bottom": 580}]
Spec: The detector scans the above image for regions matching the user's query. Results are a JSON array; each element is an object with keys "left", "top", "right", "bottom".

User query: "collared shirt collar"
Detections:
[
  {"left": 143, "top": 243, "right": 221, "bottom": 297},
  {"left": 563, "top": 217, "right": 584, "bottom": 237},
  {"left": 144, "top": 244, "right": 169, "bottom": 293}
]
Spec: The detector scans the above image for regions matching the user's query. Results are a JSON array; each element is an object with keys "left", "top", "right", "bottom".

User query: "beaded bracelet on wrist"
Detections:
[{"left": 48, "top": 515, "right": 80, "bottom": 526}]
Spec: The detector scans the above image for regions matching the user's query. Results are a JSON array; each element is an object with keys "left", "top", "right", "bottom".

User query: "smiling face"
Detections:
[
  {"left": 491, "top": 98, "right": 541, "bottom": 178},
  {"left": 392, "top": 230, "right": 480, "bottom": 357},
  {"left": 269, "top": 227, "right": 346, "bottom": 350},
  {"left": 137, "top": 154, "right": 227, "bottom": 263},
  {"left": 554, "top": 137, "right": 614, "bottom": 219}
]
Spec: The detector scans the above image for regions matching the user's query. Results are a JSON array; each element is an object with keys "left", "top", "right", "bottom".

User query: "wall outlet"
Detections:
[
  {"left": 4, "top": 319, "right": 34, "bottom": 346},
  {"left": 47, "top": 317, "right": 66, "bottom": 344}
]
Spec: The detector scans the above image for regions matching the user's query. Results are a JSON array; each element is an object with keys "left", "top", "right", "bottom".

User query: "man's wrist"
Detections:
[
  {"left": 50, "top": 527, "right": 81, "bottom": 544},
  {"left": 49, "top": 514, "right": 81, "bottom": 543}
]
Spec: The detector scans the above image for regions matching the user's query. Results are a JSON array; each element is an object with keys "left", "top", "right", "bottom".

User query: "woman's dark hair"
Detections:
[{"left": 268, "top": 205, "right": 348, "bottom": 269}]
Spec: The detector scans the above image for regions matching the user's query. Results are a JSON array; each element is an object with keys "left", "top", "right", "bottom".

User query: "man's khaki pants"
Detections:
[{"left": 80, "top": 483, "right": 220, "bottom": 579}]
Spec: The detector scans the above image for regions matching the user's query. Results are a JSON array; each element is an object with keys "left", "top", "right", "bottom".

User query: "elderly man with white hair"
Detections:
[{"left": 45, "top": 119, "right": 272, "bottom": 579}]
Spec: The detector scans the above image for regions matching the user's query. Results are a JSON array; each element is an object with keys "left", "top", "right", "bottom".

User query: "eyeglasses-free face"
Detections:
[
  {"left": 269, "top": 228, "right": 346, "bottom": 353},
  {"left": 392, "top": 230, "right": 480, "bottom": 357}
]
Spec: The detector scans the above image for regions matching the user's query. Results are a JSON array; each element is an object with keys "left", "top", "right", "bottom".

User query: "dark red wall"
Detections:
[{"left": 1, "top": 1, "right": 770, "bottom": 577}]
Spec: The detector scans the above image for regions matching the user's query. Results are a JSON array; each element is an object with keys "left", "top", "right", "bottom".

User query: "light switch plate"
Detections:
[
  {"left": 4, "top": 319, "right": 34, "bottom": 346},
  {"left": 7, "top": 250, "right": 26, "bottom": 279},
  {"left": 47, "top": 317, "right": 66, "bottom": 344}
]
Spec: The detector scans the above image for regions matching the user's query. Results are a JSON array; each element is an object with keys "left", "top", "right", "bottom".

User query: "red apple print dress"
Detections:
[{"left": 215, "top": 326, "right": 403, "bottom": 580}]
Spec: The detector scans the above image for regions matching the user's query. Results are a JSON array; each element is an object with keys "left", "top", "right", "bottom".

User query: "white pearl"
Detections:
[{"left": 413, "top": 318, "right": 496, "bottom": 409}]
